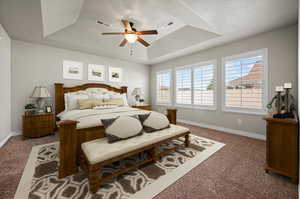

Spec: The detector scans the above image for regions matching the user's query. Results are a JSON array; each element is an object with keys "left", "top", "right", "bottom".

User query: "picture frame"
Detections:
[
  {"left": 108, "top": 67, "right": 122, "bottom": 83},
  {"left": 45, "top": 105, "right": 52, "bottom": 113},
  {"left": 88, "top": 64, "right": 106, "bottom": 82},
  {"left": 63, "top": 60, "right": 83, "bottom": 80}
]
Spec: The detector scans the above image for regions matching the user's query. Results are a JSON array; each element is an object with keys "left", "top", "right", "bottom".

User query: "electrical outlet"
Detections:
[{"left": 237, "top": 118, "right": 242, "bottom": 126}]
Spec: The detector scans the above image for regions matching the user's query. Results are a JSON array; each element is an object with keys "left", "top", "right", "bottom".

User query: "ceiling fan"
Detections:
[{"left": 100, "top": 20, "right": 158, "bottom": 47}]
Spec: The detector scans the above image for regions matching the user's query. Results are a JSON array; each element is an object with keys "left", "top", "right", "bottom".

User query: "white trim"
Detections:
[
  {"left": 0, "top": 132, "right": 13, "bottom": 148},
  {"left": 178, "top": 119, "right": 266, "bottom": 140},
  {"left": 221, "top": 48, "right": 268, "bottom": 115},
  {"left": 0, "top": 131, "right": 22, "bottom": 148},
  {"left": 174, "top": 104, "right": 217, "bottom": 111}
]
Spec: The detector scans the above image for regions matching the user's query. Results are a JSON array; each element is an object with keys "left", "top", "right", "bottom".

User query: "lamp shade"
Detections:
[
  {"left": 131, "top": 88, "right": 143, "bottom": 96},
  {"left": 31, "top": 86, "right": 51, "bottom": 98}
]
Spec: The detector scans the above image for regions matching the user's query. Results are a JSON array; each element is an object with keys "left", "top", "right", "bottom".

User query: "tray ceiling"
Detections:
[{"left": 0, "top": 0, "right": 297, "bottom": 64}]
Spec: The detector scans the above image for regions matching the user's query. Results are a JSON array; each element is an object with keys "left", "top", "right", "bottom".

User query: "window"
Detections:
[
  {"left": 156, "top": 70, "right": 172, "bottom": 104},
  {"left": 175, "top": 67, "right": 192, "bottom": 104},
  {"left": 175, "top": 60, "right": 216, "bottom": 109},
  {"left": 222, "top": 49, "right": 268, "bottom": 114}
]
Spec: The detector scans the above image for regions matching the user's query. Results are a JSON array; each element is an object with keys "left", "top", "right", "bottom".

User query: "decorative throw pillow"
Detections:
[
  {"left": 65, "top": 92, "right": 89, "bottom": 110},
  {"left": 104, "top": 98, "right": 124, "bottom": 106},
  {"left": 101, "top": 116, "right": 143, "bottom": 143},
  {"left": 93, "top": 99, "right": 106, "bottom": 106},
  {"left": 78, "top": 99, "right": 95, "bottom": 110},
  {"left": 110, "top": 93, "right": 129, "bottom": 106},
  {"left": 138, "top": 112, "right": 170, "bottom": 133},
  {"left": 93, "top": 104, "right": 118, "bottom": 110}
]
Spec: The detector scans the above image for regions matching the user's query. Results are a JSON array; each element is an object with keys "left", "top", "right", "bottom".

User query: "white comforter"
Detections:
[{"left": 59, "top": 107, "right": 150, "bottom": 129}]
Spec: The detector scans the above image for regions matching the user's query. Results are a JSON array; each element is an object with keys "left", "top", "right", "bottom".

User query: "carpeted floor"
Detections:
[{"left": 0, "top": 123, "right": 298, "bottom": 199}]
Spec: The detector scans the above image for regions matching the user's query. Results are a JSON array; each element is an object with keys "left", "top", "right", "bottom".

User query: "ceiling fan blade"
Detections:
[
  {"left": 121, "top": 20, "right": 132, "bottom": 31},
  {"left": 102, "top": 32, "right": 125, "bottom": 35},
  {"left": 136, "top": 30, "right": 158, "bottom": 35},
  {"left": 137, "top": 37, "right": 150, "bottom": 47},
  {"left": 119, "top": 39, "right": 127, "bottom": 47}
]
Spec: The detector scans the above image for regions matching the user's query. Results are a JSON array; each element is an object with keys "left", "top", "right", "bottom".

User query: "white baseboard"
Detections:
[
  {"left": 0, "top": 131, "right": 21, "bottom": 148},
  {"left": 12, "top": 131, "right": 21, "bottom": 136},
  {"left": 0, "top": 132, "right": 13, "bottom": 148},
  {"left": 177, "top": 119, "right": 266, "bottom": 141}
]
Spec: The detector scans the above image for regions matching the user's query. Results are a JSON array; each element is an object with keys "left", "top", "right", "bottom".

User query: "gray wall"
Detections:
[
  {"left": 12, "top": 40, "right": 150, "bottom": 133},
  {"left": 0, "top": 24, "right": 11, "bottom": 142},
  {"left": 150, "top": 25, "right": 298, "bottom": 135}
]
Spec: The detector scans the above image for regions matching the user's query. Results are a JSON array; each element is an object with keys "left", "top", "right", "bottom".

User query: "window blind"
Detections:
[
  {"left": 156, "top": 71, "right": 171, "bottom": 104},
  {"left": 193, "top": 64, "right": 215, "bottom": 106},
  {"left": 224, "top": 54, "right": 264, "bottom": 110},
  {"left": 175, "top": 68, "right": 192, "bottom": 104}
]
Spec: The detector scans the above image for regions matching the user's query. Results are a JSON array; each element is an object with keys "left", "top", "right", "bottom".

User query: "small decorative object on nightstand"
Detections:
[
  {"left": 132, "top": 105, "right": 152, "bottom": 111},
  {"left": 31, "top": 86, "right": 51, "bottom": 113},
  {"left": 23, "top": 113, "right": 55, "bottom": 138}
]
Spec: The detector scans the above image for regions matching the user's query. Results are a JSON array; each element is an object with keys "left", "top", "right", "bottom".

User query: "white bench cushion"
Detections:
[{"left": 81, "top": 124, "right": 189, "bottom": 164}]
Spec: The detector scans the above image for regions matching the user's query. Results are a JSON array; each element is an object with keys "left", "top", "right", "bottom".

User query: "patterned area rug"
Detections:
[{"left": 14, "top": 135, "right": 224, "bottom": 199}]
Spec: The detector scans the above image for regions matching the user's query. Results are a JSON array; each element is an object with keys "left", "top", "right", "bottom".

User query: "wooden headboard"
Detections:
[{"left": 55, "top": 83, "right": 128, "bottom": 115}]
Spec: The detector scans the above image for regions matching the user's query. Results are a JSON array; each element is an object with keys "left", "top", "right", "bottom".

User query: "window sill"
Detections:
[
  {"left": 175, "top": 104, "right": 217, "bottom": 111},
  {"left": 222, "top": 107, "right": 267, "bottom": 116},
  {"left": 155, "top": 103, "right": 173, "bottom": 107}
]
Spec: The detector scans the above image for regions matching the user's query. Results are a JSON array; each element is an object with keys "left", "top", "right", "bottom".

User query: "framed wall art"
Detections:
[
  {"left": 88, "top": 64, "right": 106, "bottom": 81},
  {"left": 108, "top": 67, "right": 122, "bottom": 83},
  {"left": 63, "top": 60, "right": 83, "bottom": 80}
]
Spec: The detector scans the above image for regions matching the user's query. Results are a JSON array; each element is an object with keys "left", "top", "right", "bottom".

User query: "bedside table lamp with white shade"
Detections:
[
  {"left": 131, "top": 88, "right": 144, "bottom": 106},
  {"left": 31, "top": 86, "right": 51, "bottom": 112}
]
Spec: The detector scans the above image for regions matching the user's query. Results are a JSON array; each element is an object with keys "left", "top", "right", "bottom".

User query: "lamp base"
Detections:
[{"left": 36, "top": 98, "right": 46, "bottom": 113}]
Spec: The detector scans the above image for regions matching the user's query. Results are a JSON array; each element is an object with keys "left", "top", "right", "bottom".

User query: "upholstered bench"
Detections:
[{"left": 80, "top": 124, "right": 190, "bottom": 193}]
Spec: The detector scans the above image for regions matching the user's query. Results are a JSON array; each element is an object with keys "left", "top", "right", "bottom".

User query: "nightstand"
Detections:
[
  {"left": 23, "top": 113, "right": 55, "bottom": 138},
  {"left": 132, "top": 105, "right": 152, "bottom": 111}
]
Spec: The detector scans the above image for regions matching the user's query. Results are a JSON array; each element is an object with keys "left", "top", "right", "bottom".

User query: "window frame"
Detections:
[
  {"left": 221, "top": 48, "right": 268, "bottom": 115},
  {"left": 155, "top": 69, "right": 173, "bottom": 106},
  {"left": 174, "top": 60, "right": 217, "bottom": 110}
]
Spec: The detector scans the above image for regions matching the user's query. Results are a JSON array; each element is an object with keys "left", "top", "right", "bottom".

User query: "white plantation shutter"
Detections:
[
  {"left": 193, "top": 63, "right": 215, "bottom": 106},
  {"left": 176, "top": 68, "right": 192, "bottom": 104},
  {"left": 156, "top": 71, "right": 171, "bottom": 104},
  {"left": 223, "top": 49, "right": 267, "bottom": 113},
  {"left": 175, "top": 61, "right": 216, "bottom": 108}
]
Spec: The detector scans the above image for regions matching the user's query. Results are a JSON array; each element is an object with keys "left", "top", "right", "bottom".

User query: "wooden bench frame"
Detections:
[{"left": 79, "top": 131, "right": 190, "bottom": 193}]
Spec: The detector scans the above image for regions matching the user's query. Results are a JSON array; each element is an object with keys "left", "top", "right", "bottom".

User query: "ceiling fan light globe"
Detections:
[{"left": 125, "top": 34, "right": 137, "bottom": 43}]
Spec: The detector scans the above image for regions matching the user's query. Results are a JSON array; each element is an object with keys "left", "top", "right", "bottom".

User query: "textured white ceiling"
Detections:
[{"left": 0, "top": 0, "right": 297, "bottom": 64}]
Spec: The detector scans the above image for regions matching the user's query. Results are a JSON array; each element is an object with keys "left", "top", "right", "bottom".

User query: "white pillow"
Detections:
[
  {"left": 65, "top": 92, "right": 89, "bottom": 111},
  {"left": 90, "top": 93, "right": 110, "bottom": 100},
  {"left": 110, "top": 93, "right": 129, "bottom": 106},
  {"left": 101, "top": 116, "right": 143, "bottom": 143},
  {"left": 86, "top": 88, "right": 108, "bottom": 93},
  {"left": 138, "top": 112, "right": 170, "bottom": 133}
]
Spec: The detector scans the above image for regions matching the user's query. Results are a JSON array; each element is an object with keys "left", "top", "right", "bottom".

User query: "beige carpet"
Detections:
[
  {"left": 1, "top": 122, "right": 298, "bottom": 199},
  {"left": 14, "top": 135, "right": 224, "bottom": 199}
]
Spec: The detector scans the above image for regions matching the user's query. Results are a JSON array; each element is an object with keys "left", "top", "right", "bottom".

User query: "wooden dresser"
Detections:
[
  {"left": 23, "top": 113, "right": 55, "bottom": 138},
  {"left": 263, "top": 116, "right": 299, "bottom": 183}
]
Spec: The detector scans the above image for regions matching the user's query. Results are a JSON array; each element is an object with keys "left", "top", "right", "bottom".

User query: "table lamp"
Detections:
[
  {"left": 131, "top": 88, "right": 143, "bottom": 105},
  {"left": 31, "top": 86, "right": 50, "bottom": 112}
]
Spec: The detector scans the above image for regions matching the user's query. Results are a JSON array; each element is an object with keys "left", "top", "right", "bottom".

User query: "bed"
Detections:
[{"left": 54, "top": 83, "right": 185, "bottom": 180}]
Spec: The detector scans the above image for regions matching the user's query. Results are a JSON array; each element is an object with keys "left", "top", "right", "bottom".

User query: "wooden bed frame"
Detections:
[{"left": 55, "top": 83, "right": 180, "bottom": 179}]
